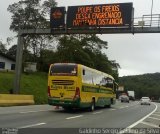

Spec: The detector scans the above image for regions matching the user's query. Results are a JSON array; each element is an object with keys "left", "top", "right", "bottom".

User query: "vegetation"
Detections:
[
  {"left": 0, "top": 0, "right": 120, "bottom": 81},
  {"left": 119, "top": 73, "right": 160, "bottom": 100},
  {"left": 0, "top": 0, "right": 120, "bottom": 104},
  {"left": 1, "top": 72, "right": 160, "bottom": 104},
  {"left": 1, "top": 0, "right": 159, "bottom": 104},
  {"left": 0, "top": 72, "right": 14, "bottom": 94},
  {"left": 0, "top": 72, "right": 48, "bottom": 104}
]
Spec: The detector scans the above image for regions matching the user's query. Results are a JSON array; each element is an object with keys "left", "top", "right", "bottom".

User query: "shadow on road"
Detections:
[{"left": 50, "top": 106, "right": 112, "bottom": 114}]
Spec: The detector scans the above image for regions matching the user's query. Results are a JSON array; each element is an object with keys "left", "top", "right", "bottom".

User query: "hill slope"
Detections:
[
  {"left": 119, "top": 73, "right": 160, "bottom": 99},
  {"left": 1, "top": 72, "right": 160, "bottom": 103}
]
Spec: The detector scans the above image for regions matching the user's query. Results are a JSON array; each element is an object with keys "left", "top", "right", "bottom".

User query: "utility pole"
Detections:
[{"left": 13, "top": 31, "right": 24, "bottom": 94}]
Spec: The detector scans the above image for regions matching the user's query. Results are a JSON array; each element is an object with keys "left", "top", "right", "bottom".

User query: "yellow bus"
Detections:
[{"left": 48, "top": 63, "right": 117, "bottom": 111}]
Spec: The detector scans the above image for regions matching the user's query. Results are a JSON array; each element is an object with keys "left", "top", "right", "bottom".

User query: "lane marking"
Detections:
[
  {"left": 109, "top": 109, "right": 116, "bottom": 111},
  {"left": 152, "top": 114, "right": 160, "bottom": 117},
  {"left": 119, "top": 107, "right": 125, "bottom": 109},
  {"left": 119, "top": 106, "right": 128, "bottom": 109},
  {"left": 148, "top": 116, "right": 160, "bottom": 121},
  {"left": 66, "top": 115, "right": 83, "bottom": 120},
  {"left": 117, "top": 102, "right": 139, "bottom": 110},
  {"left": 119, "top": 103, "right": 157, "bottom": 134},
  {"left": 117, "top": 102, "right": 139, "bottom": 109},
  {"left": 20, "top": 110, "right": 50, "bottom": 114},
  {"left": 92, "top": 111, "right": 103, "bottom": 114},
  {"left": 124, "top": 106, "right": 129, "bottom": 108},
  {"left": 140, "top": 121, "right": 159, "bottom": 128},
  {"left": 19, "top": 123, "right": 46, "bottom": 128}
]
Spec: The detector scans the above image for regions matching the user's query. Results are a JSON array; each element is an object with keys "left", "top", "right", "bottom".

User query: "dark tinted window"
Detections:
[
  {"left": 11, "top": 64, "right": 15, "bottom": 70},
  {"left": 0, "top": 62, "right": 5, "bottom": 69},
  {"left": 50, "top": 64, "right": 77, "bottom": 76}
]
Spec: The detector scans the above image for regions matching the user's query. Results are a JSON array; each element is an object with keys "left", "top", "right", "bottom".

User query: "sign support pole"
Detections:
[{"left": 13, "top": 31, "right": 24, "bottom": 94}]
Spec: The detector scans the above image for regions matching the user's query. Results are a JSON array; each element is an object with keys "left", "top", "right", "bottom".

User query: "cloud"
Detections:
[{"left": 100, "top": 34, "right": 160, "bottom": 76}]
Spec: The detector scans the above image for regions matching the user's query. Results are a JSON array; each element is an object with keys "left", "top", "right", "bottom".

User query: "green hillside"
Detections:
[
  {"left": 1, "top": 72, "right": 160, "bottom": 103},
  {"left": 0, "top": 72, "right": 48, "bottom": 104},
  {"left": 119, "top": 73, "right": 160, "bottom": 100}
]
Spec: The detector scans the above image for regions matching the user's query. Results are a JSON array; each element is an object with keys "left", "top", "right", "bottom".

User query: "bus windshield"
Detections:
[{"left": 50, "top": 64, "right": 77, "bottom": 76}]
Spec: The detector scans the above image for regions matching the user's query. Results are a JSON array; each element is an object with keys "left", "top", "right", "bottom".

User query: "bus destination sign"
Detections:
[
  {"left": 67, "top": 3, "right": 133, "bottom": 28},
  {"left": 50, "top": 7, "right": 65, "bottom": 28}
]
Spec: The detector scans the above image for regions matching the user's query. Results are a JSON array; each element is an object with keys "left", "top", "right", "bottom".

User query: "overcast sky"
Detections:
[{"left": 0, "top": 0, "right": 160, "bottom": 77}]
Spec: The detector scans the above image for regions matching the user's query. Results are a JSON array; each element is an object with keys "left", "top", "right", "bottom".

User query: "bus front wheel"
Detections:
[
  {"left": 105, "top": 99, "right": 112, "bottom": 108},
  {"left": 90, "top": 99, "right": 95, "bottom": 112}
]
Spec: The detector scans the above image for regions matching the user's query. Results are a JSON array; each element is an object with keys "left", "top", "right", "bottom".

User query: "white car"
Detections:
[
  {"left": 140, "top": 97, "right": 151, "bottom": 105},
  {"left": 120, "top": 95, "right": 129, "bottom": 103}
]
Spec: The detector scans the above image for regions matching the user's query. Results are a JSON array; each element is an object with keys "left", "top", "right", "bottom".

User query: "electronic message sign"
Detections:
[
  {"left": 67, "top": 3, "right": 133, "bottom": 28},
  {"left": 50, "top": 7, "right": 65, "bottom": 28}
]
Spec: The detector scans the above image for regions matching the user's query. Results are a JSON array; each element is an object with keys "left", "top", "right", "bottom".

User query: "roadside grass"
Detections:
[{"left": 0, "top": 71, "right": 48, "bottom": 104}]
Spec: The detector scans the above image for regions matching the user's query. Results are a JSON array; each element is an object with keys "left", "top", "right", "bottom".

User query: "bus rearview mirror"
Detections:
[{"left": 83, "top": 69, "right": 85, "bottom": 75}]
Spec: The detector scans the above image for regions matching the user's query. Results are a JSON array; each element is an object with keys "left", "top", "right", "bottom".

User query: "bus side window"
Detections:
[
  {"left": 107, "top": 78, "right": 113, "bottom": 88},
  {"left": 83, "top": 69, "right": 85, "bottom": 75}
]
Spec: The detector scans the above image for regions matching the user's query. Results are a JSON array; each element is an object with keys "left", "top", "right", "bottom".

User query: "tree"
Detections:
[
  {"left": 110, "top": 60, "right": 120, "bottom": 81},
  {"left": 8, "top": 0, "right": 57, "bottom": 70},
  {"left": 6, "top": 45, "right": 17, "bottom": 59},
  {"left": 36, "top": 49, "right": 58, "bottom": 72},
  {"left": 56, "top": 34, "right": 120, "bottom": 79},
  {"left": 8, "top": 0, "right": 45, "bottom": 31},
  {"left": 7, "top": 0, "right": 120, "bottom": 79},
  {"left": 57, "top": 35, "right": 94, "bottom": 66},
  {"left": 0, "top": 37, "right": 14, "bottom": 55},
  {"left": 0, "top": 40, "right": 7, "bottom": 54},
  {"left": 119, "top": 73, "right": 160, "bottom": 99},
  {"left": 8, "top": 0, "right": 57, "bottom": 32}
]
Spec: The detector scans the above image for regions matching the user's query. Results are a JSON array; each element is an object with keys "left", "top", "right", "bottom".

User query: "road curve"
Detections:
[{"left": 0, "top": 101, "right": 158, "bottom": 134}]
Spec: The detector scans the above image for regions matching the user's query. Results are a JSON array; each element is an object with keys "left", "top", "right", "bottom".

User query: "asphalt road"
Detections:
[{"left": 0, "top": 101, "right": 159, "bottom": 134}]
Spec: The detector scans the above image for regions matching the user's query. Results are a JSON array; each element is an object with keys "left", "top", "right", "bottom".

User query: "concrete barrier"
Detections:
[{"left": 0, "top": 94, "right": 34, "bottom": 106}]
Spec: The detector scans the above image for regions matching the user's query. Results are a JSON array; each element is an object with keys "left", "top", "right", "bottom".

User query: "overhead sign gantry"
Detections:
[
  {"left": 50, "top": 3, "right": 133, "bottom": 30},
  {"left": 14, "top": 3, "right": 160, "bottom": 93}
]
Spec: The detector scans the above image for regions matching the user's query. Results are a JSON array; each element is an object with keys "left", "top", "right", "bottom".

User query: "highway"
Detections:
[{"left": 0, "top": 101, "right": 159, "bottom": 134}]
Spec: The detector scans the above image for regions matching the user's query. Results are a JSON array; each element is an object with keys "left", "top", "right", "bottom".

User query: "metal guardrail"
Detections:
[{"left": 134, "top": 14, "right": 160, "bottom": 28}]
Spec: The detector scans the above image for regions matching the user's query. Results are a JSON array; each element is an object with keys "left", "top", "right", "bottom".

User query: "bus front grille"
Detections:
[{"left": 52, "top": 80, "right": 74, "bottom": 85}]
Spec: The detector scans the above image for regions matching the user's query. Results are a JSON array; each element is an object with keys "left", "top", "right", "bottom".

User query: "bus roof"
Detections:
[{"left": 50, "top": 63, "right": 115, "bottom": 80}]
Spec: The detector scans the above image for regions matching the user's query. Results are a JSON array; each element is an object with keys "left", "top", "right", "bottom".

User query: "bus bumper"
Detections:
[{"left": 48, "top": 97, "right": 80, "bottom": 108}]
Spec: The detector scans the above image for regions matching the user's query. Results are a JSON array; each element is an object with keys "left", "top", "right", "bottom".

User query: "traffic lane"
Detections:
[
  {"left": 0, "top": 101, "right": 153, "bottom": 128},
  {"left": 37, "top": 102, "right": 155, "bottom": 128},
  {"left": 0, "top": 100, "right": 137, "bottom": 115},
  {"left": 0, "top": 106, "right": 114, "bottom": 128},
  {"left": 0, "top": 108, "right": 88, "bottom": 128},
  {"left": 113, "top": 100, "right": 138, "bottom": 109},
  {"left": 0, "top": 101, "right": 138, "bottom": 128},
  {"left": 1, "top": 102, "right": 143, "bottom": 134},
  {"left": 0, "top": 105, "right": 53, "bottom": 115},
  {"left": 0, "top": 102, "right": 156, "bottom": 134}
]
